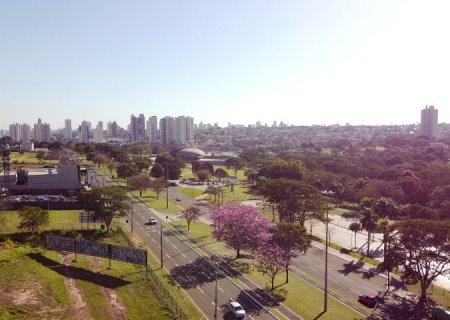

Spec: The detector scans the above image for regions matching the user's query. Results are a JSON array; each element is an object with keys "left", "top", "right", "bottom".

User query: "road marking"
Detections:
[
  {"left": 329, "top": 277, "right": 339, "bottom": 283},
  {"left": 181, "top": 253, "right": 187, "bottom": 258},
  {"left": 197, "top": 287, "right": 205, "bottom": 295},
  {"left": 307, "top": 265, "right": 318, "bottom": 272},
  {"left": 218, "top": 286, "right": 224, "bottom": 293},
  {"left": 211, "top": 301, "right": 215, "bottom": 306},
  {"left": 166, "top": 254, "right": 171, "bottom": 259},
  {"left": 348, "top": 287, "right": 362, "bottom": 295},
  {"left": 364, "top": 287, "right": 378, "bottom": 294},
  {"left": 151, "top": 238, "right": 156, "bottom": 244},
  {"left": 171, "top": 243, "right": 177, "bottom": 249}
]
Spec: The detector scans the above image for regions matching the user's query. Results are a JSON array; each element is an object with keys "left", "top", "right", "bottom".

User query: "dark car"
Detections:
[{"left": 358, "top": 295, "right": 377, "bottom": 308}]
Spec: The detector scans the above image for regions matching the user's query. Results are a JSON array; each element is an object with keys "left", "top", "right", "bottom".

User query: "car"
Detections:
[
  {"left": 176, "top": 196, "right": 182, "bottom": 201},
  {"left": 358, "top": 295, "right": 377, "bottom": 308},
  {"left": 147, "top": 217, "right": 157, "bottom": 225},
  {"left": 227, "top": 299, "right": 246, "bottom": 318}
]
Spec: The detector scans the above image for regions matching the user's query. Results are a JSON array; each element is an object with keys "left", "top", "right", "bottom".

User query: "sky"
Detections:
[{"left": 1, "top": 0, "right": 450, "bottom": 130}]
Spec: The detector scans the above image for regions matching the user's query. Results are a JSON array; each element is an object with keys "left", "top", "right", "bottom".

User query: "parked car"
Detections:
[
  {"left": 358, "top": 295, "right": 377, "bottom": 308},
  {"left": 227, "top": 299, "right": 246, "bottom": 318},
  {"left": 176, "top": 196, "right": 182, "bottom": 201},
  {"left": 147, "top": 217, "right": 157, "bottom": 225}
]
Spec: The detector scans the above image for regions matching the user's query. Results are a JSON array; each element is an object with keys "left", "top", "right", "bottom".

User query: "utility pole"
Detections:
[
  {"left": 160, "top": 224, "right": 163, "bottom": 268},
  {"left": 131, "top": 202, "right": 134, "bottom": 232},
  {"left": 324, "top": 202, "right": 329, "bottom": 312},
  {"left": 166, "top": 163, "right": 169, "bottom": 209},
  {"left": 214, "top": 278, "right": 218, "bottom": 320}
]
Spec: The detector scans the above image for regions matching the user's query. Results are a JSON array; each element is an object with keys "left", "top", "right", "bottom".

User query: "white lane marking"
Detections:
[
  {"left": 364, "top": 287, "right": 378, "bottom": 294},
  {"left": 348, "top": 287, "right": 362, "bottom": 295},
  {"left": 171, "top": 243, "right": 177, "bottom": 249},
  {"left": 211, "top": 301, "right": 215, "bottom": 306},
  {"left": 166, "top": 254, "right": 171, "bottom": 259},
  {"left": 151, "top": 238, "right": 156, "bottom": 244},
  {"left": 218, "top": 286, "right": 224, "bottom": 293},
  {"left": 329, "top": 277, "right": 339, "bottom": 283},
  {"left": 181, "top": 253, "right": 187, "bottom": 258},
  {"left": 197, "top": 287, "right": 205, "bottom": 295},
  {"left": 307, "top": 265, "right": 318, "bottom": 272}
]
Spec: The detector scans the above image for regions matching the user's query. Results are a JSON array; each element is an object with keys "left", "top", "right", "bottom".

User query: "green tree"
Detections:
[
  {"left": 196, "top": 169, "right": 211, "bottom": 183},
  {"left": 150, "top": 178, "right": 165, "bottom": 199},
  {"left": 271, "top": 222, "right": 311, "bottom": 283},
  {"left": 359, "top": 199, "right": 378, "bottom": 257},
  {"left": 78, "top": 187, "right": 130, "bottom": 232},
  {"left": 17, "top": 206, "right": 49, "bottom": 233},
  {"left": 116, "top": 163, "right": 139, "bottom": 179},
  {"left": 36, "top": 151, "right": 46, "bottom": 163},
  {"left": 387, "top": 219, "right": 450, "bottom": 302},
  {"left": 128, "top": 174, "right": 152, "bottom": 196},
  {"left": 93, "top": 154, "right": 108, "bottom": 168},
  {"left": 182, "top": 206, "right": 201, "bottom": 230},
  {"left": 213, "top": 168, "right": 228, "bottom": 181},
  {"left": 150, "top": 163, "right": 164, "bottom": 178},
  {"left": 132, "top": 157, "right": 152, "bottom": 172},
  {"left": 224, "top": 158, "right": 245, "bottom": 177}
]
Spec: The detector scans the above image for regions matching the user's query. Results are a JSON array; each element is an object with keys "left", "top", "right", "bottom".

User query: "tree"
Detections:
[
  {"left": 36, "top": 151, "right": 46, "bottom": 163},
  {"left": 133, "top": 157, "right": 152, "bottom": 172},
  {"left": 78, "top": 186, "right": 130, "bottom": 232},
  {"left": 255, "top": 243, "right": 288, "bottom": 290},
  {"left": 224, "top": 158, "right": 245, "bottom": 177},
  {"left": 258, "top": 158, "right": 306, "bottom": 180},
  {"left": 150, "top": 178, "right": 165, "bottom": 199},
  {"left": 17, "top": 206, "right": 49, "bottom": 233},
  {"left": 271, "top": 222, "right": 311, "bottom": 283},
  {"left": 214, "top": 168, "right": 228, "bottom": 181},
  {"left": 205, "top": 185, "right": 219, "bottom": 202},
  {"left": 182, "top": 206, "right": 201, "bottom": 230},
  {"left": 244, "top": 169, "right": 258, "bottom": 185},
  {"left": 107, "top": 161, "right": 116, "bottom": 176},
  {"left": 116, "top": 163, "right": 139, "bottom": 179},
  {"left": 196, "top": 169, "right": 211, "bottom": 182},
  {"left": 150, "top": 163, "right": 164, "bottom": 178},
  {"left": 128, "top": 174, "right": 152, "bottom": 196},
  {"left": 93, "top": 154, "right": 108, "bottom": 168},
  {"left": 377, "top": 218, "right": 391, "bottom": 262},
  {"left": 359, "top": 199, "right": 379, "bottom": 257},
  {"left": 387, "top": 219, "right": 450, "bottom": 302},
  {"left": 211, "top": 204, "right": 270, "bottom": 258},
  {"left": 155, "top": 155, "right": 184, "bottom": 179},
  {"left": 348, "top": 222, "right": 362, "bottom": 248}
]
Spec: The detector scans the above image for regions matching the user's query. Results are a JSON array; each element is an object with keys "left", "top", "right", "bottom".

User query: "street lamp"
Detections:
[
  {"left": 321, "top": 189, "right": 335, "bottom": 313},
  {"left": 166, "top": 163, "right": 169, "bottom": 209}
]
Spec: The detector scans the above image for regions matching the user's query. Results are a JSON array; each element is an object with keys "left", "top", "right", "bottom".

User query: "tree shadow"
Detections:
[
  {"left": 210, "top": 255, "right": 251, "bottom": 275},
  {"left": 27, "top": 253, "right": 131, "bottom": 289},
  {"left": 169, "top": 257, "right": 226, "bottom": 289},
  {"left": 342, "top": 211, "right": 361, "bottom": 219},
  {"left": 367, "top": 292, "right": 431, "bottom": 320},
  {"left": 338, "top": 259, "right": 382, "bottom": 280}
]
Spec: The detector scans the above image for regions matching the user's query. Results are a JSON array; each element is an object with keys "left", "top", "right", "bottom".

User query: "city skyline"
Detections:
[{"left": 1, "top": 1, "right": 450, "bottom": 129}]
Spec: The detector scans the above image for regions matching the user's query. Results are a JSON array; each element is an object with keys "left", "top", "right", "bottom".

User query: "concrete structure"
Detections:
[
  {"left": 34, "top": 118, "right": 51, "bottom": 142},
  {"left": 186, "top": 116, "right": 194, "bottom": 144},
  {"left": 107, "top": 121, "right": 118, "bottom": 138},
  {"left": 146, "top": 116, "right": 158, "bottom": 144},
  {"left": 9, "top": 123, "right": 31, "bottom": 143},
  {"left": 420, "top": 105, "right": 439, "bottom": 139},
  {"left": 176, "top": 116, "right": 187, "bottom": 144},
  {"left": 19, "top": 143, "right": 34, "bottom": 152},
  {"left": 170, "top": 147, "right": 205, "bottom": 160},
  {"left": 64, "top": 119, "right": 72, "bottom": 140},
  {"left": 0, "top": 159, "right": 82, "bottom": 195}
]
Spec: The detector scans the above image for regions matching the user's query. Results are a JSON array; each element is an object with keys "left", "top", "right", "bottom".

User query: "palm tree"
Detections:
[
  {"left": 348, "top": 222, "right": 362, "bottom": 248},
  {"left": 377, "top": 218, "right": 390, "bottom": 261},
  {"left": 359, "top": 199, "right": 378, "bottom": 257}
]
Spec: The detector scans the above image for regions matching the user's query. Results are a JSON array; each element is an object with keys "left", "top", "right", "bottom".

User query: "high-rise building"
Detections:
[
  {"left": 420, "top": 105, "right": 439, "bottom": 139},
  {"left": 107, "top": 121, "right": 118, "bottom": 138},
  {"left": 176, "top": 116, "right": 187, "bottom": 144},
  {"left": 130, "top": 114, "right": 146, "bottom": 142},
  {"left": 80, "top": 121, "right": 90, "bottom": 143},
  {"left": 186, "top": 116, "right": 194, "bottom": 144},
  {"left": 9, "top": 123, "right": 22, "bottom": 142},
  {"left": 21, "top": 124, "right": 31, "bottom": 143},
  {"left": 34, "top": 119, "right": 51, "bottom": 142},
  {"left": 159, "top": 116, "right": 176, "bottom": 144},
  {"left": 93, "top": 121, "right": 104, "bottom": 143},
  {"left": 146, "top": 116, "right": 158, "bottom": 144},
  {"left": 64, "top": 119, "right": 72, "bottom": 140}
]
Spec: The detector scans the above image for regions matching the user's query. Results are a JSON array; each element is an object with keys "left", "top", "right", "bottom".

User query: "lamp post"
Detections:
[
  {"left": 321, "top": 189, "right": 334, "bottom": 313},
  {"left": 131, "top": 201, "right": 134, "bottom": 232},
  {"left": 166, "top": 163, "right": 169, "bottom": 209}
]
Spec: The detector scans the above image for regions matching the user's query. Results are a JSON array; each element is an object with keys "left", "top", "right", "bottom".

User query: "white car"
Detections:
[
  {"left": 227, "top": 299, "right": 246, "bottom": 318},
  {"left": 147, "top": 217, "right": 157, "bottom": 225}
]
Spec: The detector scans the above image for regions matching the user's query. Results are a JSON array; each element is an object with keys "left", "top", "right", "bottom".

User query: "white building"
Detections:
[
  {"left": 93, "top": 121, "right": 104, "bottom": 143},
  {"left": 80, "top": 121, "right": 90, "bottom": 143},
  {"left": 146, "top": 116, "right": 158, "bottom": 144},
  {"left": 64, "top": 119, "right": 72, "bottom": 140}
]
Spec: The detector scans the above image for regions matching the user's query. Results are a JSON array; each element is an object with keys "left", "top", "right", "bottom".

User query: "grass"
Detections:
[
  {"left": 10, "top": 152, "right": 59, "bottom": 166},
  {"left": 173, "top": 220, "right": 364, "bottom": 320},
  {"left": 131, "top": 190, "right": 181, "bottom": 212},
  {"left": 407, "top": 282, "right": 450, "bottom": 309},
  {"left": 328, "top": 207, "right": 351, "bottom": 216},
  {"left": 1, "top": 210, "right": 83, "bottom": 234},
  {"left": 180, "top": 187, "right": 204, "bottom": 199}
]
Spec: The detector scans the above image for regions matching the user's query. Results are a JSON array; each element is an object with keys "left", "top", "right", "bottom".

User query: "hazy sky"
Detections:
[{"left": 1, "top": 0, "right": 450, "bottom": 130}]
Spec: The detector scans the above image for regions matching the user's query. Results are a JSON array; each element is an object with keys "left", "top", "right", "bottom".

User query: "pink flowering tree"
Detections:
[
  {"left": 211, "top": 204, "right": 271, "bottom": 259},
  {"left": 255, "top": 243, "right": 289, "bottom": 290}
]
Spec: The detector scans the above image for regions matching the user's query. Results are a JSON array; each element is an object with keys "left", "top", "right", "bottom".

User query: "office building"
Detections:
[
  {"left": 93, "top": 121, "right": 104, "bottom": 143},
  {"left": 64, "top": 119, "right": 72, "bottom": 140},
  {"left": 420, "top": 105, "right": 439, "bottom": 139},
  {"left": 80, "top": 121, "right": 90, "bottom": 143},
  {"left": 107, "top": 121, "right": 118, "bottom": 138},
  {"left": 146, "top": 116, "right": 158, "bottom": 144},
  {"left": 186, "top": 116, "right": 194, "bottom": 143},
  {"left": 176, "top": 116, "right": 187, "bottom": 144},
  {"left": 159, "top": 116, "right": 176, "bottom": 144},
  {"left": 130, "top": 114, "right": 146, "bottom": 142}
]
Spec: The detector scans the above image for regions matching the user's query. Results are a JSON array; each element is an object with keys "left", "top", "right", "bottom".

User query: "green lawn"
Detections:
[
  {"left": 328, "top": 208, "right": 351, "bottom": 216},
  {"left": 173, "top": 220, "right": 363, "bottom": 320},
  {"left": 10, "top": 152, "right": 59, "bottom": 166},
  {"left": 180, "top": 187, "right": 204, "bottom": 199},
  {"left": 131, "top": 190, "right": 181, "bottom": 212},
  {"left": 1, "top": 210, "right": 83, "bottom": 234}
]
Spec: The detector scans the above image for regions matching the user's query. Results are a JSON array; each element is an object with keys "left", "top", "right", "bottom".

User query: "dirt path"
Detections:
[
  {"left": 88, "top": 257, "right": 127, "bottom": 320},
  {"left": 60, "top": 252, "right": 92, "bottom": 320}
]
